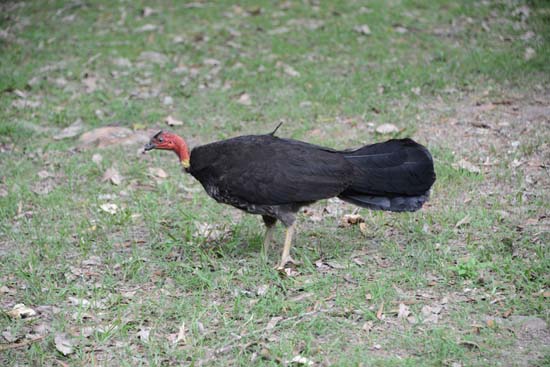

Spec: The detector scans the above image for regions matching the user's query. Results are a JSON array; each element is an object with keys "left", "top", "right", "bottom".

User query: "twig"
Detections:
[
  {"left": 214, "top": 308, "right": 329, "bottom": 356},
  {"left": 0, "top": 335, "right": 47, "bottom": 352}
]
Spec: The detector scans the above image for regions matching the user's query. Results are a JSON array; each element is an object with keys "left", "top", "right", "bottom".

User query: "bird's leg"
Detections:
[
  {"left": 262, "top": 216, "right": 277, "bottom": 256},
  {"left": 278, "top": 222, "right": 298, "bottom": 269}
]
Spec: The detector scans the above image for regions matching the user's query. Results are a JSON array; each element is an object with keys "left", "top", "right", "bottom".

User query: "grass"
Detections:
[{"left": 1, "top": 0, "right": 550, "bottom": 366}]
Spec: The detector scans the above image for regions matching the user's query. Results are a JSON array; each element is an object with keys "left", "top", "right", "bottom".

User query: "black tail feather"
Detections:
[{"left": 339, "top": 138, "right": 435, "bottom": 212}]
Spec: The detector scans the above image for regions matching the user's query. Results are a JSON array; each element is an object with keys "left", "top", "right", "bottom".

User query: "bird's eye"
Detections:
[{"left": 159, "top": 137, "right": 164, "bottom": 142}]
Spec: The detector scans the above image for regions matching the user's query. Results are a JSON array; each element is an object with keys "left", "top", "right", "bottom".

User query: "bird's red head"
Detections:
[{"left": 144, "top": 131, "right": 190, "bottom": 168}]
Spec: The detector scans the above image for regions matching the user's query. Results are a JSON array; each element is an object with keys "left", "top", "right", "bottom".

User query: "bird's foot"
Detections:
[{"left": 276, "top": 255, "right": 301, "bottom": 271}]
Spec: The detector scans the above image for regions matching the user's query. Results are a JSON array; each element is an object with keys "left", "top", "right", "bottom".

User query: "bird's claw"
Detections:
[{"left": 276, "top": 256, "right": 301, "bottom": 271}]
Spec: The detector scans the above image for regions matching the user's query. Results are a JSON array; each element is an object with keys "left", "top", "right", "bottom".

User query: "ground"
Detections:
[{"left": 1, "top": 0, "right": 549, "bottom": 366}]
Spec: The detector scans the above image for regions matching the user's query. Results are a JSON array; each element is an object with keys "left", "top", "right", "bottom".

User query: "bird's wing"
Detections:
[{"left": 194, "top": 135, "right": 352, "bottom": 205}]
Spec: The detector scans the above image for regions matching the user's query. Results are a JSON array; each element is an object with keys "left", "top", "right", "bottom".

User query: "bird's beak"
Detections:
[{"left": 143, "top": 142, "right": 156, "bottom": 151}]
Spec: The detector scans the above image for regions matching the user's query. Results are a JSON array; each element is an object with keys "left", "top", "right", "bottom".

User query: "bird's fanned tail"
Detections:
[{"left": 338, "top": 138, "right": 435, "bottom": 212}]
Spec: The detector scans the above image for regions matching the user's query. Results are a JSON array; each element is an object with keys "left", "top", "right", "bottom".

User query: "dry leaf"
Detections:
[
  {"left": 359, "top": 222, "right": 368, "bottom": 236},
  {"left": 290, "top": 355, "right": 314, "bottom": 366},
  {"left": 397, "top": 303, "right": 411, "bottom": 320},
  {"left": 362, "top": 321, "right": 373, "bottom": 333},
  {"left": 92, "top": 153, "right": 103, "bottom": 165},
  {"left": 82, "top": 74, "right": 98, "bottom": 93},
  {"left": 266, "top": 316, "right": 283, "bottom": 330},
  {"left": 175, "top": 322, "right": 186, "bottom": 344},
  {"left": 237, "top": 92, "right": 252, "bottom": 106},
  {"left": 339, "top": 214, "right": 364, "bottom": 227},
  {"left": 454, "top": 159, "right": 481, "bottom": 174},
  {"left": 165, "top": 115, "right": 183, "bottom": 126},
  {"left": 135, "top": 24, "right": 158, "bottom": 33},
  {"left": 376, "top": 302, "right": 384, "bottom": 320},
  {"left": 137, "top": 327, "right": 151, "bottom": 342},
  {"left": 375, "top": 123, "right": 399, "bottom": 134},
  {"left": 148, "top": 167, "right": 168, "bottom": 179},
  {"left": 31, "top": 179, "right": 54, "bottom": 196},
  {"left": 283, "top": 65, "right": 300, "bottom": 77},
  {"left": 37, "top": 170, "right": 53, "bottom": 179},
  {"left": 354, "top": 24, "right": 371, "bottom": 35},
  {"left": 100, "top": 203, "right": 118, "bottom": 215},
  {"left": 112, "top": 57, "right": 132, "bottom": 68},
  {"left": 138, "top": 51, "right": 169, "bottom": 65},
  {"left": 455, "top": 215, "right": 471, "bottom": 228},
  {"left": 1, "top": 330, "right": 18, "bottom": 343},
  {"left": 395, "top": 26, "right": 408, "bottom": 34},
  {"left": 54, "top": 333, "right": 75, "bottom": 356},
  {"left": 54, "top": 119, "right": 84, "bottom": 140},
  {"left": 7, "top": 303, "right": 37, "bottom": 319},
  {"left": 256, "top": 284, "right": 269, "bottom": 296},
  {"left": 524, "top": 47, "right": 535, "bottom": 61},
  {"left": 102, "top": 167, "right": 123, "bottom": 186},
  {"left": 142, "top": 7, "right": 157, "bottom": 17}
]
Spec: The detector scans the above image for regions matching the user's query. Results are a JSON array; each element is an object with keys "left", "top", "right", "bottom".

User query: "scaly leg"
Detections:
[
  {"left": 263, "top": 224, "right": 276, "bottom": 255},
  {"left": 277, "top": 222, "right": 298, "bottom": 269},
  {"left": 262, "top": 215, "right": 277, "bottom": 257}
]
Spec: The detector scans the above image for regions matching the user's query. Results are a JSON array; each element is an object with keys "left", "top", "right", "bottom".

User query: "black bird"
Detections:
[{"left": 144, "top": 126, "right": 435, "bottom": 269}]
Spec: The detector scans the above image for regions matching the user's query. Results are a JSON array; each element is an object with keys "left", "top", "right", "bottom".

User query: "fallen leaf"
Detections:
[
  {"left": 37, "top": 170, "right": 53, "bottom": 179},
  {"left": 339, "top": 214, "right": 364, "bottom": 227},
  {"left": 394, "top": 26, "right": 408, "bottom": 34},
  {"left": 459, "top": 340, "right": 480, "bottom": 350},
  {"left": 112, "top": 57, "right": 132, "bottom": 68},
  {"left": 237, "top": 92, "right": 252, "bottom": 105},
  {"left": 12, "top": 99, "right": 41, "bottom": 109},
  {"left": 102, "top": 167, "right": 123, "bottom": 186},
  {"left": 359, "top": 222, "right": 368, "bottom": 236},
  {"left": 165, "top": 115, "right": 183, "bottom": 126},
  {"left": 142, "top": 7, "right": 157, "bottom": 17},
  {"left": 137, "top": 327, "right": 151, "bottom": 342},
  {"left": 92, "top": 153, "right": 103, "bottom": 165},
  {"left": 82, "top": 74, "right": 98, "bottom": 93},
  {"left": 135, "top": 24, "right": 158, "bottom": 33},
  {"left": 266, "top": 316, "right": 283, "bottom": 330},
  {"left": 290, "top": 355, "right": 314, "bottom": 366},
  {"left": 503, "top": 307, "right": 514, "bottom": 318},
  {"left": 54, "top": 333, "right": 75, "bottom": 356},
  {"left": 161, "top": 97, "right": 173, "bottom": 107},
  {"left": 148, "top": 167, "right": 168, "bottom": 179},
  {"left": 174, "top": 322, "right": 186, "bottom": 344},
  {"left": 7, "top": 304, "right": 37, "bottom": 319},
  {"left": 376, "top": 302, "right": 384, "bottom": 320},
  {"left": 397, "top": 303, "right": 411, "bottom": 320},
  {"left": 54, "top": 119, "right": 84, "bottom": 140},
  {"left": 454, "top": 159, "right": 481, "bottom": 174},
  {"left": 2, "top": 330, "right": 19, "bottom": 343},
  {"left": 138, "top": 51, "right": 169, "bottom": 65},
  {"left": 354, "top": 24, "right": 371, "bottom": 35},
  {"left": 0, "top": 186, "right": 8, "bottom": 198},
  {"left": 31, "top": 179, "right": 54, "bottom": 196},
  {"left": 455, "top": 215, "right": 471, "bottom": 228},
  {"left": 283, "top": 64, "right": 300, "bottom": 77},
  {"left": 100, "top": 203, "right": 118, "bottom": 215},
  {"left": 524, "top": 47, "right": 535, "bottom": 61},
  {"left": 362, "top": 321, "right": 373, "bottom": 333},
  {"left": 375, "top": 123, "right": 399, "bottom": 134},
  {"left": 256, "top": 284, "right": 269, "bottom": 296}
]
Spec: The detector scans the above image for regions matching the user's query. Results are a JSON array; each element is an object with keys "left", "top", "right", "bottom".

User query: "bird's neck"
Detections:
[{"left": 173, "top": 136, "right": 190, "bottom": 169}]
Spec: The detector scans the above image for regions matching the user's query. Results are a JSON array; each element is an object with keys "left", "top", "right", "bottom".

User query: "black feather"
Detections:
[{"left": 187, "top": 135, "right": 435, "bottom": 223}]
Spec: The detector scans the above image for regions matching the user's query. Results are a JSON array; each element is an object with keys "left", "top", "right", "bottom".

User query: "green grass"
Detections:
[{"left": 1, "top": 0, "right": 549, "bottom": 366}]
